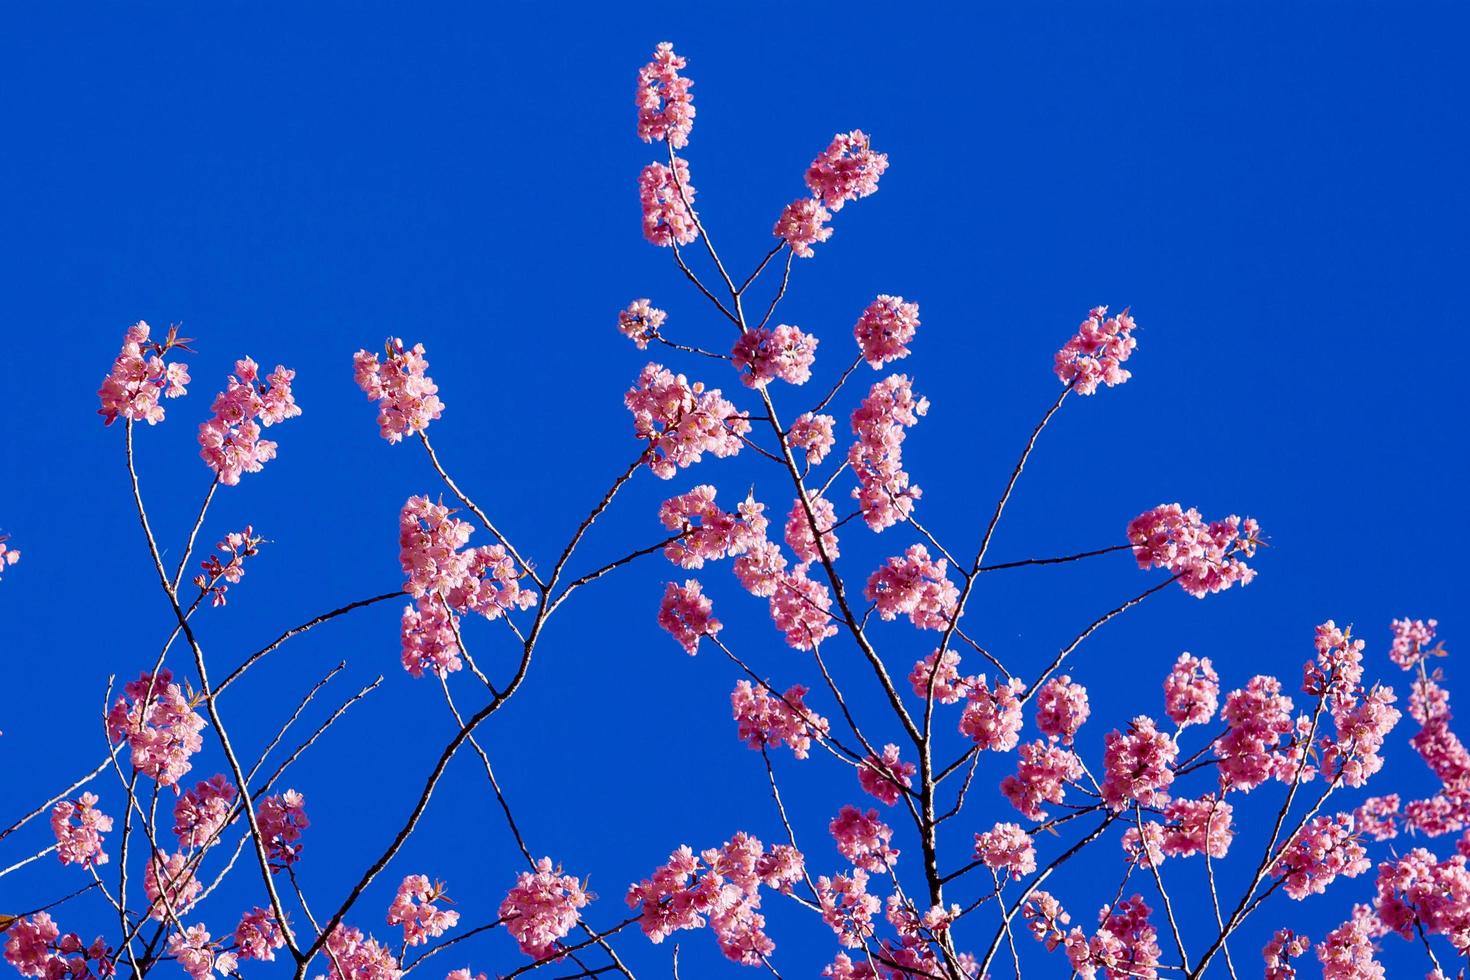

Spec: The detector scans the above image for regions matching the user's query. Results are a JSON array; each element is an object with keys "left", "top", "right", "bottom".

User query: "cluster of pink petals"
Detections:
[
  {"left": 909, "top": 649, "right": 971, "bottom": 704},
  {"left": 617, "top": 299, "right": 667, "bottom": 350},
  {"left": 731, "top": 325, "right": 818, "bottom": 388},
  {"left": 1263, "top": 928, "right": 1312, "bottom": 980},
  {"left": 786, "top": 412, "right": 835, "bottom": 465},
  {"left": 1390, "top": 616, "right": 1442, "bottom": 670},
  {"left": 772, "top": 199, "right": 832, "bottom": 258},
  {"left": 1215, "top": 674, "right": 1302, "bottom": 792},
  {"left": 196, "top": 526, "right": 262, "bottom": 606},
  {"left": 1316, "top": 907, "right": 1385, "bottom": 980},
  {"left": 353, "top": 338, "right": 444, "bottom": 443},
  {"left": 321, "top": 925, "right": 399, "bottom": 980},
  {"left": 1307, "top": 622, "right": 1402, "bottom": 787},
  {"left": 848, "top": 376, "right": 927, "bottom": 531},
  {"left": 1053, "top": 306, "right": 1137, "bottom": 396},
  {"left": 731, "top": 680, "right": 829, "bottom": 760},
  {"left": 820, "top": 952, "right": 878, "bottom": 978},
  {"left": 815, "top": 869, "right": 880, "bottom": 948},
  {"left": 659, "top": 486, "right": 765, "bottom": 569},
  {"left": 858, "top": 744, "right": 915, "bottom": 806},
  {"left": 784, "top": 492, "right": 839, "bottom": 563},
  {"left": 1064, "top": 895, "right": 1161, "bottom": 980},
  {"left": 830, "top": 805, "right": 899, "bottom": 873},
  {"left": 1163, "top": 652, "right": 1219, "bottom": 727},
  {"left": 1271, "top": 814, "right": 1370, "bottom": 899},
  {"left": 1127, "top": 797, "right": 1235, "bottom": 865},
  {"left": 167, "top": 925, "right": 231, "bottom": 980},
  {"left": 388, "top": 875, "right": 460, "bottom": 947},
  {"left": 400, "top": 600, "right": 461, "bottom": 680},
  {"left": 97, "top": 321, "right": 191, "bottom": 426},
  {"left": 143, "top": 851, "right": 202, "bottom": 920},
  {"left": 658, "top": 579, "right": 721, "bottom": 654},
  {"left": 0, "top": 537, "right": 17, "bottom": 581},
  {"left": 640, "top": 160, "right": 699, "bottom": 247},
  {"left": 852, "top": 295, "right": 919, "bottom": 369},
  {"left": 173, "top": 775, "right": 236, "bottom": 850},
  {"left": 1402, "top": 657, "right": 1470, "bottom": 836},
  {"left": 445, "top": 970, "right": 485, "bottom": 980},
  {"left": 767, "top": 565, "right": 838, "bottom": 650},
  {"left": 1022, "top": 891, "right": 1072, "bottom": 950},
  {"left": 197, "top": 357, "right": 301, "bottom": 486},
  {"left": 626, "top": 364, "right": 748, "bottom": 479},
  {"left": 255, "top": 790, "right": 308, "bottom": 870},
  {"left": 1373, "top": 848, "right": 1470, "bottom": 955},
  {"left": 1003, "top": 740, "right": 1084, "bottom": 819},
  {"left": 975, "top": 822, "right": 1036, "bottom": 880},
  {"left": 805, "top": 131, "right": 888, "bottom": 211},
  {"left": 958, "top": 675, "right": 1024, "bottom": 752},
  {"left": 1034, "top": 675, "right": 1090, "bottom": 745},
  {"left": 627, "top": 835, "right": 800, "bottom": 965},
  {"left": 865, "top": 544, "right": 957, "bottom": 630},
  {"left": 234, "top": 908, "right": 286, "bottom": 962},
  {"left": 50, "top": 793, "right": 113, "bottom": 868},
  {"left": 1100, "top": 716, "right": 1177, "bottom": 810},
  {"left": 3, "top": 914, "right": 110, "bottom": 980},
  {"left": 1353, "top": 795, "right": 1400, "bottom": 842},
  {"left": 1128, "top": 503, "right": 1261, "bottom": 598},
  {"left": 106, "top": 670, "right": 206, "bottom": 788},
  {"left": 880, "top": 899, "right": 971, "bottom": 978},
  {"left": 636, "top": 43, "right": 694, "bottom": 148}
]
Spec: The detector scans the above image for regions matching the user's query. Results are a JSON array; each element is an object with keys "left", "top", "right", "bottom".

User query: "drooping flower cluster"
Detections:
[
  {"left": 320, "top": 925, "right": 400, "bottom": 980},
  {"left": 640, "top": 160, "right": 699, "bottom": 247},
  {"left": 1271, "top": 814, "right": 1370, "bottom": 899},
  {"left": 858, "top": 744, "right": 915, "bottom": 806},
  {"left": 174, "top": 774, "right": 236, "bottom": 850},
  {"left": 195, "top": 526, "right": 263, "bottom": 606},
  {"left": 958, "top": 675, "right": 1024, "bottom": 752},
  {"left": 1390, "top": 616, "right": 1442, "bottom": 670},
  {"left": 1003, "top": 740, "right": 1085, "bottom": 819},
  {"left": 731, "top": 325, "right": 818, "bottom": 388},
  {"left": 197, "top": 357, "right": 301, "bottom": 485},
  {"left": 731, "top": 680, "right": 829, "bottom": 760},
  {"left": 1034, "top": 675, "right": 1090, "bottom": 745},
  {"left": 636, "top": 43, "right": 694, "bottom": 148},
  {"left": 167, "top": 925, "right": 233, "bottom": 980},
  {"left": 499, "top": 858, "right": 591, "bottom": 960},
  {"left": 234, "top": 908, "right": 287, "bottom": 963},
  {"left": 975, "top": 822, "right": 1036, "bottom": 880},
  {"left": 767, "top": 565, "right": 839, "bottom": 650},
  {"left": 1100, "top": 716, "right": 1177, "bottom": 810},
  {"left": 625, "top": 364, "right": 748, "bottom": 478},
  {"left": 1163, "top": 652, "right": 1219, "bottom": 728},
  {"left": 852, "top": 295, "right": 919, "bottom": 369},
  {"left": 97, "top": 321, "right": 191, "bottom": 426},
  {"left": 805, "top": 131, "right": 888, "bottom": 211},
  {"left": 626, "top": 835, "right": 801, "bottom": 965},
  {"left": 772, "top": 199, "right": 832, "bottom": 258},
  {"left": 1354, "top": 795, "right": 1400, "bottom": 842},
  {"left": 865, "top": 544, "right": 957, "bottom": 630},
  {"left": 617, "top": 299, "right": 667, "bottom": 350},
  {"left": 143, "top": 850, "right": 202, "bottom": 920},
  {"left": 2, "top": 914, "right": 110, "bottom": 980},
  {"left": 106, "top": 669, "right": 206, "bottom": 787},
  {"left": 1127, "top": 503, "right": 1261, "bottom": 597},
  {"left": 784, "top": 491, "right": 839, "bottom": 563},
  {"left": 253, "top": 790, "right": 309, "bottom": 871},
  {"left": 786, "top": 412, "right": 835, "bottom": 465},
  {"left": 1053, "top": 306, "right": 1137, "bottom": 396},
  {"left": 848, "top": 375, "right": 927, "bottom": 531},
  {"left": 387, "top": 875, "right": 460, "bottom": 947},
  {"left": 658, "top": 579, "right": 721, "bottom": 655},
  {"left": 830, "top": 805, "right": 899, "bottom": 873},
  {"left": 353, "top": 338, "right": 444, "bottom": 443},
  {"left": 50, "top": 793, "right": 112, "bottom": 868}
]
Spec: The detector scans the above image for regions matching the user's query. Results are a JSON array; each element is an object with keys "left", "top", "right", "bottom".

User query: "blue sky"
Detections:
[{"left": 2, "top": 3, "right": 1468, "bottom": 976}]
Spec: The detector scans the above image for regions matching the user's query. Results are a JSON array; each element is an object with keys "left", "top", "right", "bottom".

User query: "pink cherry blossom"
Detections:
[
  {"left": 975, "top": 822, "right": 1036, "bottom": 880},
  {"left": 51, "top": 793, "right": 113, "bottom": 868},
  {"left": 1316, "top": 907, "right": 1385, "bottom": 980},
  {"left": 625, "top": 364, "right": 748, "bottom": 478},
  {"left": 617, "top": 299, "right": 667, "bottom": 350},
  {"left": 865, "top": 544, "right": 958, "bottom": 630},
  {"left": 772, "top": 198, "right": 831, "bottom": 257},
  {"left": 658, "top": 579, "right": 720, "bottom": 655},
  {"left": 1128, "top": 503, "right": 1261, "bottom": 598},
  {"left": 106, "top": 670, "right": 206, "bottom": 788},
  {"left": 143, "top": 850, "right": 202, "bottom": 920},
  {"left": 0, "top": 536, "right": 17, "bottom": 582},
  {"left": 730, "top": 680, "right": 829, "bottom": 760},
  {"left": 640, "top": 160, "right": 698, "bottom": 247},
  {"left": 1216, "top": 674, "right": 1299, "bottom": 792},
  {"left": 1271, "top": 814, "right": 1370, "bottom": 899},
  {"left": 815, "top": 869, "right": 880, "bottom": 948},
  {"left": 1390, "top": 616, "right": 1442, "bottom": 670},
  {"left": 858, "top": 744, "right": 915, "bottom": 806},
  {"left": 1373, "top": 848, "right": 1470, "bottom": 955},
  {"left": 197, "top": 357, "right": 301, "bottom": 486},
  {"left": 400, "top": 598, "right": 463, "bottom": 679},
  {"left": 388, "top": 875, "right": 460, "bottom": 947},
  {"left": 909, "top": 648, "right": 971, "bottom": 704},
  {"left": 959, "top": 675, "right": 1024, "bottom": 752},
  {"left": 167, "top": 925, "right": 223, "bottom": 980},
  {"left": 1003, "top": 740, "right": 1084, "bottom": 820},
  {"left": 98, "top": 321, "right": 191, "bottom": 426},
  {"left": 255, "top": 789, "right": 309, "bottom": 870},
  {"left": 1053, "top": 306, "right": 1137, "bottom": 396},
  {"left": 849, "top": 375, "right": 927, "bottom": 531},
  {"left": 234, "top": 908, "right": 286, "bottom": 962},
  {"left": 320, "top": 925, "right": 399, "bottom": 980},
  {"left": 1065, "top": 895, "right": 1160, "bottom": 980},
  {"left": 1354, "top": 795, "right": 1400, "bottom": 842},
  {"left": 1159, "top": 796, "right": 1234, "bottom": 859},
  {"left": 1263, "top": 928, "right": 1312, "bottom": 980},
  {"left": 732, "top": 537, "right": 787, "bottom": 598},
  {"left": 195, "top": 526, "right": 262, "bottom": 607},
  {"left": 1163, "top": 652, "right": 1219, "bottom": 728},
  {"left": 0, "top": 915, "right": 107, "bottom": 980},
  {"left": 805, "top": 131, "right": 888, "bottom": 211},
  {"left": 636, "top": 43, "right": 694, "bottom": 148},
  {"left": 830, "top": 805, "right": 899, "bottom": 873},
  {"left": 852, "top": 295, "right": 919, "bottom": 369},
  {"left": 173, "top": 774, "right": 236, "bottom": 851},
  {"left": 786, "top": 412, "right": 836, "bottom": 465},
  {"left": 731, "top": 325, "right": 818, "bottom": 388},
  {"left": 353, "top": 338, "right": 444, "bottom": 443},
  {"left": 660, "top": 485, "right": 764, "bottom": 569},
  {"left": 768, "top": 564, "right": 838, "bottom": 650},
  {"left": 784, "top": 491, "right": 839, "bottom": 563},
  {"left": 1022, "top": 892, "right": 1072, "bottom": 950},
  {"left": 1034, "top": 675, "right": 1090, "bottom": 745}
]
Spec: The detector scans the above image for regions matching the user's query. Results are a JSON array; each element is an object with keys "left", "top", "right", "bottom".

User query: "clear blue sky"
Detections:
[{"left": 2, "top": 3, "right": 1467, "bottom": 976}]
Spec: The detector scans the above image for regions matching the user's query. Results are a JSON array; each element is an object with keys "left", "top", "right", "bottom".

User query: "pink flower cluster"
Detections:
[
  {"left": 865, "top": 544, "right": 958, "bottom": 630},
  {"left": 767, "top": 565, "right": 839, "bottom": 650},
  {"left": 625, "top": 364, "right": 748, "bottom": 478},
  {"left": 975, "top": 822, "right": 1036, "bottom": 880},
  {"left": 1163, "top": 652, "right": 1219, "bottom": 727},
  {"left": 805, "top": 131, "right": 888, "bottom": 211},
  {"left": 195, "top": 526, "right": 262, "bottom": 606},
  {"left": 106, "top": 670, "right": 206, "bottom": 787},
  {"left": 1315, "top": 907, "right": 1384, "bottom": 980},
  {"left": 909, "top": 648, "right": 971, "bottom": 704},
  {"left": 1127, "top": 503, "right": 1261, "bottom": 597},
  {"left": 499, "top": 858, "right": 590, "bottom": 961},
  {"left": 388, "top": 875, "right": 460, "bottom": 947},
  {"left": 730, "top": 680, "right": 829, "bottom": 760},
  {"left": 234, "top": 908, "right": 286, "bottom": 963},
  {"left": 1216, "top": 675, "right": 1302, "bottom": 792},
  {"left": 255, "top": 790, "right": 308, "bottom": 870},
  {"left": 1022, "top": 891, "right": 1072, "bottom": 951},
  {"left": 830, "top": 805, "right": 899, "bottom": 873},
  {"left": 640, "top": 160, "right": 698, "bottom": 247},
  {"left": 958, "top": 675, "right": 1024, "bottom": 752},
  {"left": 143, "top": 850, "right": 201, "bottom": 920},
  {"left": 167, "top": 925, "right": 232, "bottom": 980},
  {"left": 787, "top": 412, "right": 835, "bottom": 465},
  {"left": 852, "top": 295, "right": 919, "bottom": 369},
  {"left": 1003, "top": 740, "right": 1085, "bottom": 819},
  {"left": 858, "top": 744, "right": 915, "bottom": 806},
  {"left": 1390, "top": 616, "right": 1442, "bottom": 670},
  {"left": 353, "top": 338, "right": 444, "bottom": 443},
  {"left": 320, "top": 925, "right": 399, "bottom": 980},
  {"left": 636, "top": 43, "right": 694, "bottom": 148},
  {"left": 772, "top": 199, "right": 832, "bottom": 258},
  {"left": 659, "top": 486, "right": 765, "bottom": 569},
  {"left": 50, "top": 793, "right": 113, "bottom": 868},
  {"left": 3, "top": 914, "right": 110, "bottom": 980},
  {"left": 173, "top": 774, "right": 236, "bottom": 850},
  {"left": 1101, "top": 716, "right": 1177, "bottom": 810},
  {"left": 97, "top": 321, "right": 191, "bottom": 426},
  {"left": 658, "top": 579, "right": 721, "bottom": 655},
  {"left": 1053, "top": 306, "right": 1137, "bottom": 396},
  {"left": 848, "top": 375, "right": 927, "bottom": 531},
  {"left": 197, "top": 356, "right": 301, "bottom": 485},
  {"left": 784, "top": 492, "right": 839, "bottom": 563},
  {"left": 1034, "top": 675, "right": 1090, "bottom": 745},
  {"left": 1263, "top": 928, "right": 1312, "bottom": 980},
  {"left": 1064, "top": 895, "right": 1160, "bottom": 980},
  {"left": 815, "top": 870, "right": 880, "bottom": 949},
  {"left": 626, "top": 835, "right": 801, "bottom": 965},
  {"left": 1308, "top": 621, "right": 1401, "bottom": 787},
  {"left": 0, "top": 536, "right": 17, "bottom": 581},
  {"left": 1373, "top": 848, "right": 1470, "bottom": 955},
  {"left": 731, "top": 325, "right": 818, "bottom": 388},
  {"left": 1270, "top": 814, "right": 1370, "bottom": 899},
  {"left": 1124, "top": 797, "right": 1235, "bottom": 865},
  {"left": 617, "top": 299, "right": 667, "bottom": 350}
]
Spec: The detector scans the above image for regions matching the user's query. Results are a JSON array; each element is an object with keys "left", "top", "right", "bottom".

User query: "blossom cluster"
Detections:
[
  {"left": 1127, "top": 503, "right": 1261, "bottom": 597},
  {"left": 353, "top": 338, "right": 444, "bottom": 443},
  {"left": 105, "top": 670, "right": 206, "bottom": 787},
  {"left": 636, "top": 43, "right": 694, "bottom": 148},
  {"left": 1053, "top": 306, "right": 1137, "bottom": 395},
  {"left": 255, "top": 790, "right": 308, "bottom": 870},
  {"left": 197, "top": 356, "right": 301, "bottom": 485},
  {"left": 730, "top": 680, "right": 829, "bottom": 760},
  {"left": 50, "top": 793, "right": 113, "bottom": 868},
  {"left": 97, "top": 321, "right": 191, "bottom": 426},
  {"left": 195, "top": 526, "right": 262, "bottom": 606},
  {"left": 848, "top": 375, "right": 928, "bottom": 531},
  {"left": 625, "top": 364, "right": 748, "bottom": 478},
  {"left": 3, "top": 914, "right": 111, "bottom": 980},
  {"left": 388, "top": 875, "right": 460, "bottom": 947}
]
